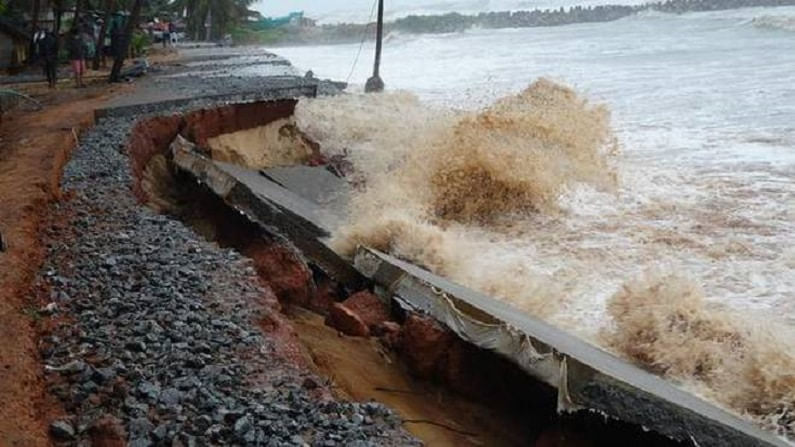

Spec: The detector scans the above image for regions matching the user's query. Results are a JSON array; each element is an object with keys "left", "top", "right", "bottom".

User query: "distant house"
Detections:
[{"left": 0, "top": 17, "right": 30, "bottom": 71}]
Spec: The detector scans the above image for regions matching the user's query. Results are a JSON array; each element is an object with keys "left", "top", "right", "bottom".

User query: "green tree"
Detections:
[
  {"left": 145, "top": 0, "right": 170, "bottom": 18},
  {"left": 92, "top": 0, "right": 113, "bottom": 69},
  {"left": 171, "top": 0, "right": 257, "bottom": 40},
  {"left": 108, "top": 0, "right": 141, "bottom": 82}
]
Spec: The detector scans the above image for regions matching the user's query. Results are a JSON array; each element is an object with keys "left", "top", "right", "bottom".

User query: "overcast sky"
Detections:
[{"left": 256, "top": 0, "right": 368, "bottom": 16}]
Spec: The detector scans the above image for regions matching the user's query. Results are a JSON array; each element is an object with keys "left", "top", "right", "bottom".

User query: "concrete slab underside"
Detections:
[{"left": 171, "top": 124, "right": 787, "bottom": 447}]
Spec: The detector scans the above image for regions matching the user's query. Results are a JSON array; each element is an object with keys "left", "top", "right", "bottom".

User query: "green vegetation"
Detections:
[
  {"left": 393, "top": 12, "right": 474, "bottom": 33},
  {"left": 130, "top": 30, "right": 150, "bottom": 56},
  {"left": 230, "top": 25, "right": 288, "bottom": 45},
  {"left": 171, "top": 0, "right": 260, "bottom": 40}
]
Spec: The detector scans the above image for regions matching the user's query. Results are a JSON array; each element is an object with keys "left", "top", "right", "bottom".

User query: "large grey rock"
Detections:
[
  {"left": 128, "top": 417, "right": 155, "bottom": 439},
  {"left": 50, "top": 419, "right": 76, "bottom": 440}
]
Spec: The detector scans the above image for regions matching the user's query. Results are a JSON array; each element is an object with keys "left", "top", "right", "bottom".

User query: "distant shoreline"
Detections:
[{"left": 239, "top": 0, "right": 795, "bottom": 46}]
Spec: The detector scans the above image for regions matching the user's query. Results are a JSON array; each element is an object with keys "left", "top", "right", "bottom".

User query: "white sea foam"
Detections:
[
  {"left": 256, "top": 6, "right": 795, "bottom": 438},
  {"left": 753, "top": 14, "right": 795, "bottom": 31}
]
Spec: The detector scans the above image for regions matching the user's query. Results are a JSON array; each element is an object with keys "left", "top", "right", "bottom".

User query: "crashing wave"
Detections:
[
  {"left": 752, "top": 15, "right": 795, "bottom": 32},
  {"left": 293, "top": 81, "right": 795, "bottom": 440},
  {"left": 604, "top": 272, "right": 795, "bottom": 438}
]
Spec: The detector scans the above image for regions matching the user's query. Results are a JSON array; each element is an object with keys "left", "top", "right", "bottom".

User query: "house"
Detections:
[{"left": 0, "top": 17, "right": 30, "bottom": 71}]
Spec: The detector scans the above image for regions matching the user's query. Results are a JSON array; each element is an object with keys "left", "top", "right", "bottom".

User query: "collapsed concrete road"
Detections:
[
  {"left": 28, "top": 60, "right": 420, "bottom": 446},
  {"left": 23, "top": 46, "right": 790, "bottom": 446},
  {"left": 161, "top": 98, "right": 792, "bottom": 447},
  {"left": 37, "top": 120, "right": 419, "bottom": 447},
  {"left": 40, "top": 130, "right": 416, "bottom": 446},
  {"left": 354, "top": 248, "right": 791, "bottom": 447}
]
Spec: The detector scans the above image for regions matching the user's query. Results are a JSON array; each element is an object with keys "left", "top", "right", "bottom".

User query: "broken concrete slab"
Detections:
[
  {"left": 171, "top": 143, "right": 365, "bottom": 290},
  {"left": 157, "top": 97, "right": 787, "bottom": 446},
  {"left": 261, "top": 165, "right": 350, "bottom": 229},
  {"left": 353, "top": 247, "right": 789, "bottom": 447}
]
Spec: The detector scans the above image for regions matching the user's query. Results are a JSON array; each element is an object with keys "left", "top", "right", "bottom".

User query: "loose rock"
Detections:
[
  {"left": 327, "top": 303, "right": 370, "bottom": 337},
  {"left": 36, "top": 79, "right": 419, "bottom": 447},
  {"left": 89, "top": 415, "right": 126, "bottom": 447},
  {"left": 50, "top": 419, "right": 76, "bottom": 440}
]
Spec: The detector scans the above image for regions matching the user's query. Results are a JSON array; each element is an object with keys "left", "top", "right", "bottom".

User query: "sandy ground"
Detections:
[
  {"left": 0, "top": 80, "right": 127, "bottom": 446},
  {"left": 291, "top": 308, "right": 530, "bottom": 446}
]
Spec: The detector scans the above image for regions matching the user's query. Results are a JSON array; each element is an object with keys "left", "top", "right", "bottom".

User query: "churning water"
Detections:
[{"left": 268, "top": 6, "right": 795, "bottom": 438}]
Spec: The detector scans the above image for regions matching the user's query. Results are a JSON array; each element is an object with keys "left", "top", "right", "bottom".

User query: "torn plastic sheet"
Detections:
[
  {"left": 358, "top": 247, "right": 581, "bottom": 413},
  {"left": 355, "top": 246, "right": 789, "bottom": 447}
]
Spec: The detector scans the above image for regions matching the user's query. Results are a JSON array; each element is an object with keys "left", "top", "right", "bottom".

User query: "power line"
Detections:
[{"left": 346, "top": 0, "right": 378, "bottom": 84}]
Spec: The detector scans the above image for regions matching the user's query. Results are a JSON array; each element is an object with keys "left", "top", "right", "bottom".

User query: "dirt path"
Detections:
[{"left": 0, "top": 84, "right": 126, "bottom": 447}]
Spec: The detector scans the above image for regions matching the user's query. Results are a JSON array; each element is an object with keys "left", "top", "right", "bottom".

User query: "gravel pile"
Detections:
[{"left": 36, "top": 112, "right": 419, "bottom": 446}]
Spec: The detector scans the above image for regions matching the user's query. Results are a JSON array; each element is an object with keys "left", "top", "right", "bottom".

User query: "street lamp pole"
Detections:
[{"left": 365, "top": 0, "right": 385, "bottom": 93}]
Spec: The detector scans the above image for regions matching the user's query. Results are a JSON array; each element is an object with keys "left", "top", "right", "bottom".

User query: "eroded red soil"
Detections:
[{"left": 0, "top": 84, "right": 126, "bottom": 447}]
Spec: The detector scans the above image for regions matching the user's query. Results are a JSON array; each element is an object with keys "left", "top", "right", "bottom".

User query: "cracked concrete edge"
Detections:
[
  {"left": 171, "top": 144, "right": 366, "bottom": 290},
  {"left": 94, "top": 85, "right": 318, "bottom": 122},
  {"left": 353, "top": 246, "right": 790, "bottom": 447}
]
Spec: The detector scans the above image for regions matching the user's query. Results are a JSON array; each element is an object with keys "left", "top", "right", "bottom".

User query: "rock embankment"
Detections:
[{"left": 35, "top": 113, "right": 419, "bottom": 446}]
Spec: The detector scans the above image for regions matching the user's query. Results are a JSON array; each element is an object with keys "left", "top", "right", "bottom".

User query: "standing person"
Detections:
[
  {"left": 162, "top": 21, "right": 170, "bottom": 48},
  {"left": 80, "top": 27, "right": 95, "bottom": 66},
  {"left": 40, "top": 30, "right": 59, "bottom": 88},
  {"left": 32, "top": 27, "right": 45, "bottom": 63},
  {"left": 168, "top": 21, "right": 177, "bottom": 45},
  {"left": 67, "top": 28, "right": 86, "bottom": 88}
]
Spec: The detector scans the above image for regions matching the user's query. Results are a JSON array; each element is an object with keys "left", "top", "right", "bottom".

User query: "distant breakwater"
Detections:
[{"left": 272, "top": 0, "right": 795, "bottom": 45}]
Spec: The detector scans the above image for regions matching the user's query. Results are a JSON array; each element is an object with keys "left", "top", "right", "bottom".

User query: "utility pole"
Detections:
[{"left": 365, "top": 0, "right": 384, "bottom": 93}]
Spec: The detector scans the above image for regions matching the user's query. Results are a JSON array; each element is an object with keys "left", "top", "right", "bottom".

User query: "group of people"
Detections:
[
  {"left": 160, "top": 21, "right": 177, "bottom": 48},
  {"left": 30, "top": 14, "right": 170, "bottom": 88},
  {"left": 32, "top": 26, "right": 95, "bottom": 88}
]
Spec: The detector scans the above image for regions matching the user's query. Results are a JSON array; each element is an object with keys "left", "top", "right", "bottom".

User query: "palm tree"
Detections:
[
  {"left": 109, "top": 0, "right": 141, "bottom": 82},
  {"left": 171, "top": 0, "right": 256, "bottom": 41},
  {"left": 73, "top": 0, "right": 83, "bottom": 28},
  {"left": 92, "top": 0, "right": 113, "bottom": 69}
]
